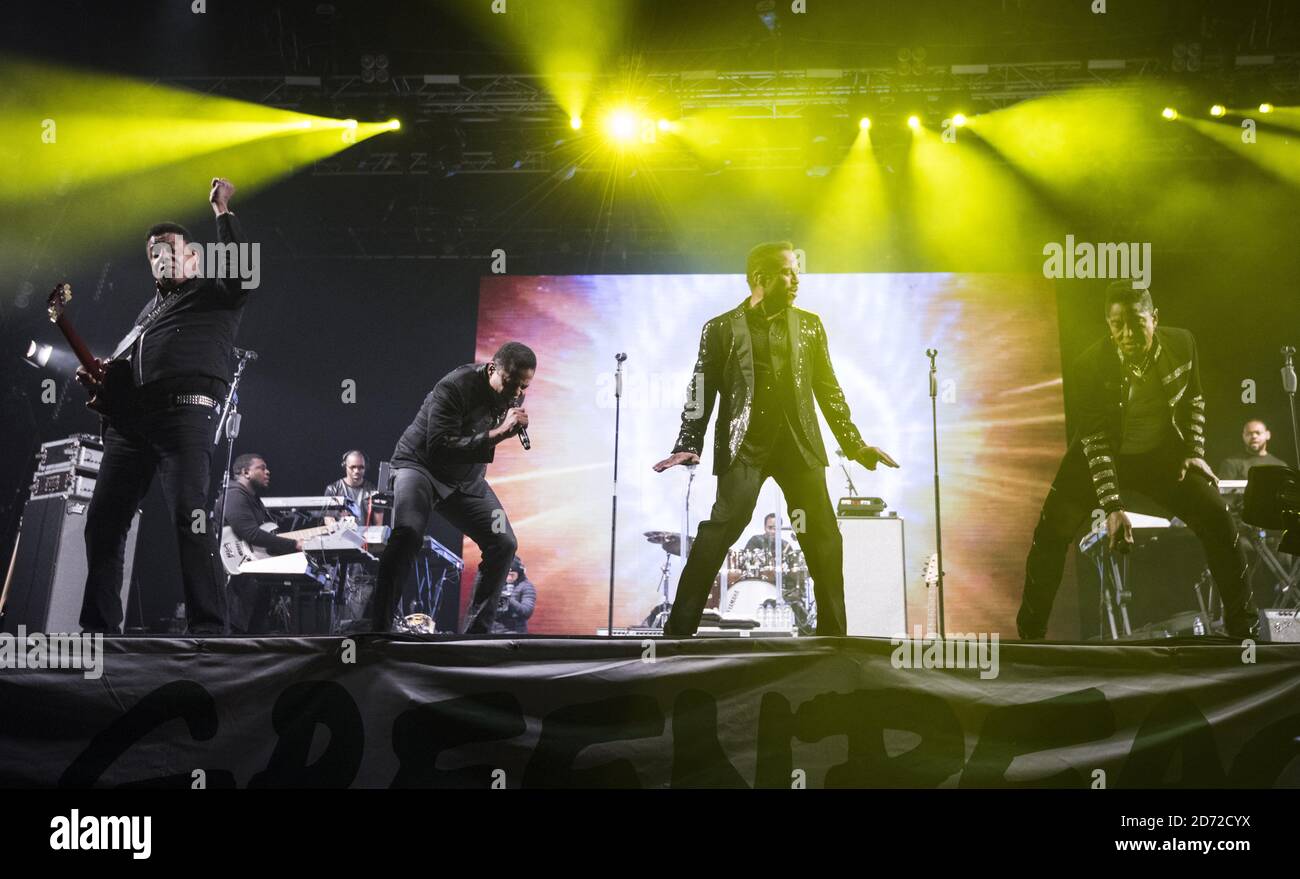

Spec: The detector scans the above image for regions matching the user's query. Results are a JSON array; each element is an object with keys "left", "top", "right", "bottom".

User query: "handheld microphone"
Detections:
[
  {"left": 512, "top": 396, "right": 531, "bottom": 450},
  {"left": 233, "top": 346, "right": 259, "bottom": 362}
]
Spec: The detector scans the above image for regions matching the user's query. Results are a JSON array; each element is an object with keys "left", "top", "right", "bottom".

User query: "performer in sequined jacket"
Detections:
[
  {"left": 653, "top": 240, "right": 898, "bottom": 637},
  {"left": 1017, "top": 280, "right": 1259, "bottom": 640}
]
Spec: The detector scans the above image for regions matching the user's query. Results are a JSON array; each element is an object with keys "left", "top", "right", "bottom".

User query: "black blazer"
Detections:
[
  {"left": 1069, "top": 326, "right": 1206, "bottom": 512},
  {"left": 390, "top": 363, "right": 507, "bottom": 497},
  {"left": 673, "top": 300, "right": 868, "bottom": 475}
]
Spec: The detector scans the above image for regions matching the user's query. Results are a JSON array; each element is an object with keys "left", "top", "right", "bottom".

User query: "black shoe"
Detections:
[{"left": 1223, "top": 613, "right": 1260, "bottom": 641}]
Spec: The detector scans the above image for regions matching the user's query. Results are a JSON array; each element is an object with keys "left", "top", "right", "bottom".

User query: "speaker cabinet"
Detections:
[
  {"left": 839, "top": 514, "right": 907, "bottom": 637},
  {"left": 1, "top": 495, "right": 139, "bottom": 634}
]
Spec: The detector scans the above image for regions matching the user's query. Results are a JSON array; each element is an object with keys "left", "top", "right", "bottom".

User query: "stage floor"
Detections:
[{"left": 2, "top": 634, "right": 1297, "bottom": 788}]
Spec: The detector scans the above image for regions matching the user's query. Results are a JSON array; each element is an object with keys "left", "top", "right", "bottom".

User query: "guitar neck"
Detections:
[
  {"left": 279, "top": 524, "right": 333, "bottom": 541},
  {"left": 52, "top": 314, "right": 103, "bottom": 378}
]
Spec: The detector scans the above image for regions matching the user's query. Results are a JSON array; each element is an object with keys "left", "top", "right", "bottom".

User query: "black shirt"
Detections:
[
  {"left": 738, "top": 304, "right": 799, "bottom": 465},
  {"left": 390, "top": 363, "right": 509, "bottom": 497},
  {"left": 1219, "top": 452, "right": 1290, "bottom": 480},
  {"left": 223, "top": 482, "right": 297, "bottom": 555},
  {"left": 128, "top": 212, "right": 250, "bottom": 396}
]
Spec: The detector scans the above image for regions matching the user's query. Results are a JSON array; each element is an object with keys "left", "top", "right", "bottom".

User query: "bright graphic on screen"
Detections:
[{"left": 470, "top": 273, "right": 1065, "bottom": 635}]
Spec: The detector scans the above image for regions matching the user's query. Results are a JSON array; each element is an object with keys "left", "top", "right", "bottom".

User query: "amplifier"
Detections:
[
  {"left": 1, "top": 494, "right": 139, "bottom": 634},
  {"left": 1260, "top": 608, "right": 1300, "bottom": 643},
  {"left": 839, "top": 514, "right": 907, "bottom": 637},
  {"left": 38, "top": 434, "right": 103, "bottom": 474},
  {"left": 30, "top": 470, "right": 96, "bottom": 500}
]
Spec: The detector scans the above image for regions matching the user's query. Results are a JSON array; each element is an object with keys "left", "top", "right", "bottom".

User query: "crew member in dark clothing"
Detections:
[
  {"left": 1219, "top": 419, "right": 1290, "bottom": 479},
  {"left": 222, "top": 453, "right": 301, "bottom": 633},
  {"left": 373, "top": 342, "right": 536, "bottom": 633},
  {"left": 487, "top": 556, "right": 536, "bottom": 634},
  {"left": 1017, "top": 281, "right": 1260, "bottom": 640},
  {"left": 653, "top": 241, "right": 898, "bottom": 638},
  {"left": 78, "top": 177, "right": 250, "bottom": 635}
]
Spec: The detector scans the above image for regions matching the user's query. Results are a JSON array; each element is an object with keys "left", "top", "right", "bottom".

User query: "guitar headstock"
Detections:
[
  {"left": 46, "top": 282, "right": 72, "bottom": 323},
  {"left": 922, "top": 552, "right": 940, "bottom": 586}
]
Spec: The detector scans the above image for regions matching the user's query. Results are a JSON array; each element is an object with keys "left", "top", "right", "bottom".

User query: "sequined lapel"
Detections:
[{"left": 730, "top": 305, "right": 754, "bottom": 398}]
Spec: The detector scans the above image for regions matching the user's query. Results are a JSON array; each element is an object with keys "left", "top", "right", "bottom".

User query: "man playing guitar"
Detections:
[{"left": 76, "top": 177, "right": 249, "bottom": 635}]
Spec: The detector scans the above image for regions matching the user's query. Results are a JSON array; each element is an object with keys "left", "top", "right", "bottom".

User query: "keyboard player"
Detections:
[{"left": 324, "top": 449, "right": 382, "bottom": 629}]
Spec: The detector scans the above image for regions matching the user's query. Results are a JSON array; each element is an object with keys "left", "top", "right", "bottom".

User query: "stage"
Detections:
[{"left": 2, "top": 634, "right": 1298, "bottom": 789}]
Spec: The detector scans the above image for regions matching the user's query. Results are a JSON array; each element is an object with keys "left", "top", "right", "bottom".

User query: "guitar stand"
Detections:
[{"left": 1095, "top": 550, "right": 1134, "bottom": 640}]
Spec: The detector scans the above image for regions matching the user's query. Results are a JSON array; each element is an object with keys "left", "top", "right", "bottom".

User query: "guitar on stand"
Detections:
[
  {"left": 923, "top": 552, "right": 940, "bottom": 638},
  {"left": 46, "top": 283, "right": 135, "bottom": 419}
]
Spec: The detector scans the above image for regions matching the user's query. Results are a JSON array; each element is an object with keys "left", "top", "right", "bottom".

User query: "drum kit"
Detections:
[{"left": 641, "top": 527, "right": 815, "bottom": 631}]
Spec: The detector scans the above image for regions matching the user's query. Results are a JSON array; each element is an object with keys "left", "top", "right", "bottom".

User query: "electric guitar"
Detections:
[
  {"left": 46, "top": 283, "right": 134, "bottom": 419},
  {"left": 219, "top": 516, "right": 359, "bottom": 575},
  {"left": 923, "top": 552, "right": 940, "bottom": 637}
]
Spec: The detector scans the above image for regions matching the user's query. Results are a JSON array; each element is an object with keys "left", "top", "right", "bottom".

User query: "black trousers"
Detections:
[
  {"left": 373, "top": 468, "right": 517, "bottom": 633},
  {"left": 1018, "top": 438, "right": 1257, "bottom": 639},
  {"left": 666, "top": 430, "right": 845, "bottom": 638},
  {"left": 81, "top": 405, "right": 226, "bottom": 633}
]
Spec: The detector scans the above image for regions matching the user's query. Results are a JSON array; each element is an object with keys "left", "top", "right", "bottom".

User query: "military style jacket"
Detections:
[
  {"left": 1070, "top": 326, "right": 1207, "bottom": 513},
  {"left": 673, "top": 300, "right": 868, "bottom": 475}
]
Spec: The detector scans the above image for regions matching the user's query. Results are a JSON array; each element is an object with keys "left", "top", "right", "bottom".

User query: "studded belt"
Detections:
[{"left": 171, "top": 394, "right": 221, "bottom": 411}]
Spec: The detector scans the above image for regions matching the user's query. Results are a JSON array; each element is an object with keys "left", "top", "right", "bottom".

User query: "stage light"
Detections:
[
  {"left": 907, "top": 115, "right": 921, "bottom": 130},
  {"left": 604, "top": 108, "right": 640, "bottom": 144},
  {"left": 656, "top": 118, "right": 679, "bottom": 133},
  {"left": 24, "top": 341, "right": 52, "bottom": 369},
  {"left": 297, "top": 120, "right": 314, "bottom": 129},
  {"left": 1210, "top": 104, "right": 1226, "bottom": 117},
  {"left": 859, "top": 116, "right": 872, "bottom": 130},
  {"left": 951, "top": 112, "right": 967, "bottom": 127},
  {"left": 1259, "top": 102, "right": 1274, "bottom": 113},
  {"left": 386, "top": 118, "right": 401, "bottom": 130},
  {"left": 344, "top": 119, "right": 359, "bottom": 129},
  {"left": 569, "top": 115, "right": 583, "bottom": 130},
  {"left": 1161, "top": 107, "right": 1178, "bottom": 120}
]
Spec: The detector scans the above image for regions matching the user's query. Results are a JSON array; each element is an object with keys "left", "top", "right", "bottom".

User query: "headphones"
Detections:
[{"left": 341, "top": 450, "right": 367, "bottom": 468}]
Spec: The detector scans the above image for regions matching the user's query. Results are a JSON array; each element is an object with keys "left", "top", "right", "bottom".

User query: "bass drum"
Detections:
[{"left": 724, "top": 579, "right": 780, "bottom": 621}]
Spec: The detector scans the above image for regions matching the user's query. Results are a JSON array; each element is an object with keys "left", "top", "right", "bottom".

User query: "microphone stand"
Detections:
[
  {"left": 927, "top": 348, "right": 946, "bottom": 637},
  {"left": 211, "top": 348, "right": 256, "bottom": 633},
  {"left": 607, "top": 353, "right": 626, "bottom": 635},
  {"left": 836, "top": 449, "right": 859, "bottom": 496},
  {"left": 1283, "top": 346, "right": 1299, "bottom": 469}
]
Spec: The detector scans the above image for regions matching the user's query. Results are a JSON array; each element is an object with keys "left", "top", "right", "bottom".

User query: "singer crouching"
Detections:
[{"left": 372, "top": 342, "right": 535, "bottom": 633}]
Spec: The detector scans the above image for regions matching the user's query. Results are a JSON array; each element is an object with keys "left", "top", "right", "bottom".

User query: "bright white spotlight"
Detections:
[
  {"left": 951, "top": 112, "right": 967, "bottom": 127},
  {"left": 1161, "top": 107, "right": 1178, "bottom": 120},
  {"left": 906, "top": 115, "right": 921, "bottom": 130},
  {"left": 1209, "top": 104, "right": 1226, "bottom": 117},
  {"left": 858, "top": 116, "right": 871, "bottom": 130},
  {"left": 1259, "top": 102, "right": 1274, "bottom": 113},
  {"left": 604, "top": 109, "right": 640, "bottom": 143}
]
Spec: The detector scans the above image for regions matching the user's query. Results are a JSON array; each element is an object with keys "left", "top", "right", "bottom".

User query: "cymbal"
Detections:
[{"left": 644, "top": 530, "right": 691, "bottom": 556}]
